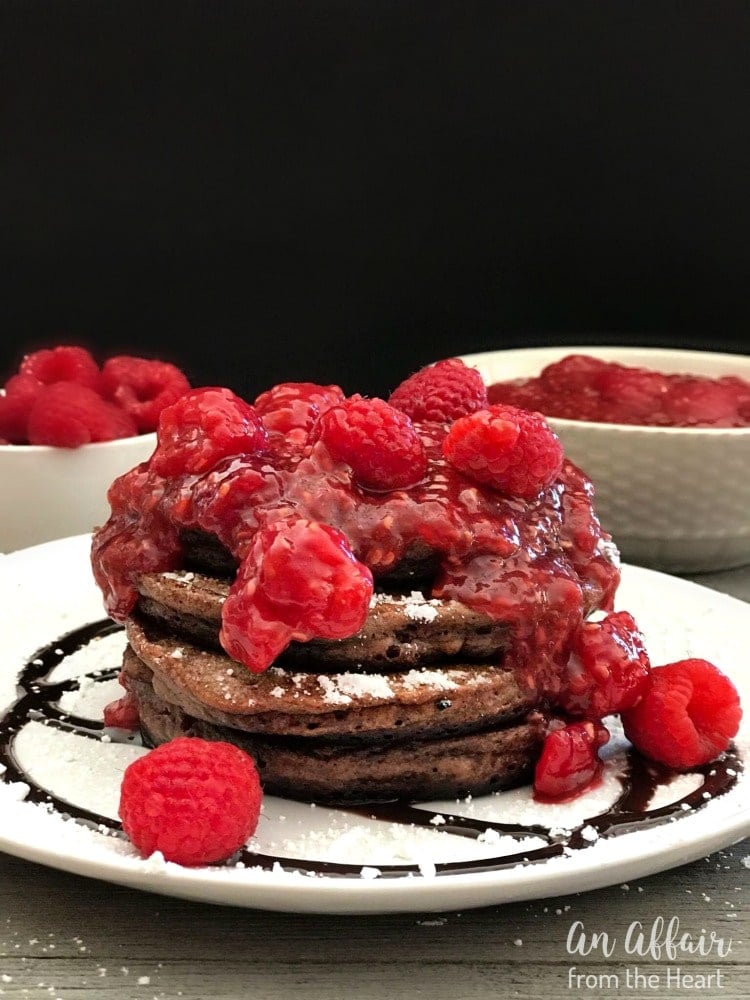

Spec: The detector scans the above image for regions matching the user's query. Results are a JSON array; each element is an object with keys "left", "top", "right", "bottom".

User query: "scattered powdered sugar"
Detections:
[
  {"left": 402, "top": 591, "right": 440, "bottom": 623},
  {"left": 316, "top": 672, "right": 394, "bottom": 704},
  {"left": 58, "top": 674, "right": 122, "bottom": 717},
  {"left": 45, "top": 630, "right": 128, "bottom": 684},
  {"left": 369, "top": 589, "right": 441, "bottom": 623},
  {"left": 160, "top": 571, "right": 195, "bottom": 583},
  {"left": 360, "top": 866, "right": 382, "bottom": 880},
  {"left": 400, "top": 669, "right": 458, "bottom": 692},
  {"left": 418, "top": 859, "right": 437, "bottom": 879}
]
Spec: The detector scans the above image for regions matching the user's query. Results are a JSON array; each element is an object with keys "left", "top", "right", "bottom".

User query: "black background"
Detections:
[{"left": 2, "top": 1, "right": 750, "bottom": 400}]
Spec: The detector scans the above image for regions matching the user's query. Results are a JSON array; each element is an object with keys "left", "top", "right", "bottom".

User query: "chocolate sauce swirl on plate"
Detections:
[{"left": 0, "top": 621, "right": 742, "bottom": 879}]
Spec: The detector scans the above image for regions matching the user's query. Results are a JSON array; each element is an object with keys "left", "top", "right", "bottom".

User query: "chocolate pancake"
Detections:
[
  {"left": 135, "top": 569, "right": 511, "bottom": 671},
  {"left": 124, "top": 618, "right": 537, "bottom": 743},
  {"left": 123, "top": 553, "right": 552, "bottom": 800},
  {"left": 132, "top": 671, "right": 548, "bottom": 802}
]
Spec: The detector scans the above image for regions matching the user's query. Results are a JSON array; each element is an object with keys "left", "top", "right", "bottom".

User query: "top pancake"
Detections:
[{"left": 135, "top": 569, "right": 511, "bottom": 672}]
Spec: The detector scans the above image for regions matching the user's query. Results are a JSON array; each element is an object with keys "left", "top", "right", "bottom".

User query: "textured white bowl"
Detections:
[
  {"left": 459, "top": 346, "right": 750, "bottom": 573},
  {"left": 0, "top": 433, "right": 156, "bottom": 553}
]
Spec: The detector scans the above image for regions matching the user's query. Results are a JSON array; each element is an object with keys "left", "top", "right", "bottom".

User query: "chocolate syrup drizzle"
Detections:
[{"left": 0, "top": 621, "right": 742, "bottom": 879}]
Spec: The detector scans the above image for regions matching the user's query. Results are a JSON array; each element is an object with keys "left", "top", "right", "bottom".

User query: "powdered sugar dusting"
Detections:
[
  {"left": 317, "top": 672, "right": 394, "bottom": 703},
  {"left": 400, "top": 669, "right": 459, "bottom": 692},
  {"left": 46, "top": 631, "right": 128, "bottom": 684},
  {"left": 368, "top": 590, "right": 442, "bottom": 623}
]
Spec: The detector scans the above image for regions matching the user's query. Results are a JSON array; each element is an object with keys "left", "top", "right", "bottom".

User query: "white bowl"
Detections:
[
  {"left": 459, "top": 346, "right": 750, "bottom": 573},
  {"left": 0, "top": 433, "right": 156, "bottom": 553}
]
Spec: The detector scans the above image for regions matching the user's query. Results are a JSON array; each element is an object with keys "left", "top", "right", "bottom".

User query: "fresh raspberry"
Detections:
[
  {"left": 533, "top": 721, "right": 610, "bottom": 803},
  {"left": 151, "top": 387, "right": 268, "bottom": 477},
  {"left": 101, "top": 355, "right": 191, "bottom": 433},
  {"left": 0, "top": 374, "right": 44, "bottom": 443},
  {"left": 20, "top": 345, "right": 102, "bottom": 392},
  {"left": 221, "top": 518, "right": 374, "bottom": 671},
  {"left": 26, "top": 382, "right": 138, "bottom": 447},
  {"left": 621, "top": 658, "right": 742, "bottom": 769},
  {"left": 388, "top": 358, "right": 488, "bottom": 423},
  {"left": 103, "top": 691, "right": 140, "bottom": 730},
  {"left": 315, "top": 395, "right": 427, "bottom": 490},
  {"left": 254, "top": 382, "right": 346, "bottom": 444},
  {"left": 442, "top": 404, "right": 564, "bottom": 498},
  {"left": 119, "top": 737, "right": 262, "bottom": 866},
  {"left": 557, "top": 611, "right": 651, "bottom": 719}
]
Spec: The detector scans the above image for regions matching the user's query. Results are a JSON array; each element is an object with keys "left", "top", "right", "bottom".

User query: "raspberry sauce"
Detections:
[
  {"left": 487, "top": 354, "right": 750, "bottom": 427},
  {"left": 91, "top": 391, "right": 620, "bottom": 697}
]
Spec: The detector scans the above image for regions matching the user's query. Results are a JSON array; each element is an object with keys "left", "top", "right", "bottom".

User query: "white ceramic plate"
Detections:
[{"left": 0, "top": 535, "right": 748, "bottom": 915}]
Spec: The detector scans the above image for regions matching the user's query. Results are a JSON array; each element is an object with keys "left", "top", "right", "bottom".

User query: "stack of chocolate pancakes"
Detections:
[
  {"left": 122, "top": 531, "right": 551, "bottom": 803},
  {"left": 95, "top": 380, "right": 623, "bottom": 805}
]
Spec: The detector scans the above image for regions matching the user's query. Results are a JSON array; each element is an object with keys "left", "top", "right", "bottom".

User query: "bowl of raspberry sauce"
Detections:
[
  {"left": 460, "top": 346, "right": 750, "bottom": 573},
  {"left": 0, "top": 347, "right": 191, "bottom": 553}
]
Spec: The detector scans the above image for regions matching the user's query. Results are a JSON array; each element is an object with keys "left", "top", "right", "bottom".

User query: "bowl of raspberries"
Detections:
[
  {"left": 0, "top": 344, "right": 191, "bottom": 552},
  {"left": 459, "top": 345, "right": 750, "bottom": 573}
]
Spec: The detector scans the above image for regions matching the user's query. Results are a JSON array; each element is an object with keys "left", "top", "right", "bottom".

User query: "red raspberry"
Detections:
[
  {"left": 119, "top": 737, "right": 262, "bottom": 866},
  {"left": 27, "top": 382, "right": 138, "bottom": 446},
  {"left": 315, "top": 395, "right": 427, "bottom": 490},
  {"left": 221, "top": 518, "right": 373, "bottom": 671},
  {"left": 103, "top": 691, "right": 140, "bottom": 730},
  {"left": 388, "top": 358, "right": 488, "bottom": 423},
  {"left": 534, "top": 721, "right": 610, "bottom": 803},
  {"left": 151, "top": 387, "right": 268, "bottom": 477},
  {"left": 621, "top": 658, "right": 742, "bottom": 769},
  {"left": 0, "top": 374, "right": 44, "bottom": 443},
  {"left": 101, "top": 355, "right": 191, "bottom": 433},
  {"left": 442, "top": 404, "right": 564, "bottom": 498},
  {"left": 254, "top": 382, "right": 346, "bottom": 444},
  {"left": 557, "top": 611, "right": 651, "bottom": 719},
  {"left": 20, "top": 345, "right": 102, "bottom": 392}
]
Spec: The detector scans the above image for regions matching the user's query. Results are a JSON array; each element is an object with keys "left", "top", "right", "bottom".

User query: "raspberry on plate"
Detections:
[
  {"left": 533, "top": 720, "right": 610, "bottom": 803},
  {"left": 442, "top": 403, "right": 564, "bottom": 498},
  {"left": 119, "top": 737, "right": 263, "bottom": 866},
  {"left": 315, "top": 395, "right": 427, "bottom": 490},
  {"left": 621, "top": 658, "right": 742, "bottom": 769},
  {"left": 27, "top": 382, "right": 138, "bottom": 447},
  {"left": 556, "top": 611, "right": 651, "bottom": 719},
  {"left": 388, "top": 358, "right": 488, "bottom": 423},
  {"left": 103, "top": 691, "right": 141, "bottom": 730}
]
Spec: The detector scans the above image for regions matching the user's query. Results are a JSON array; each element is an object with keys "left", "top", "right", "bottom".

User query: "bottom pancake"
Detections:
[{"left": 131, "top": 674, "right": 550, "bottom": 803}]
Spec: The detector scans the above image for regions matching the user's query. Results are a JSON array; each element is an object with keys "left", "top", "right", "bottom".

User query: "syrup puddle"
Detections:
[{"left": 0, "top": 621, "right": 742, "bottom": 878}]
